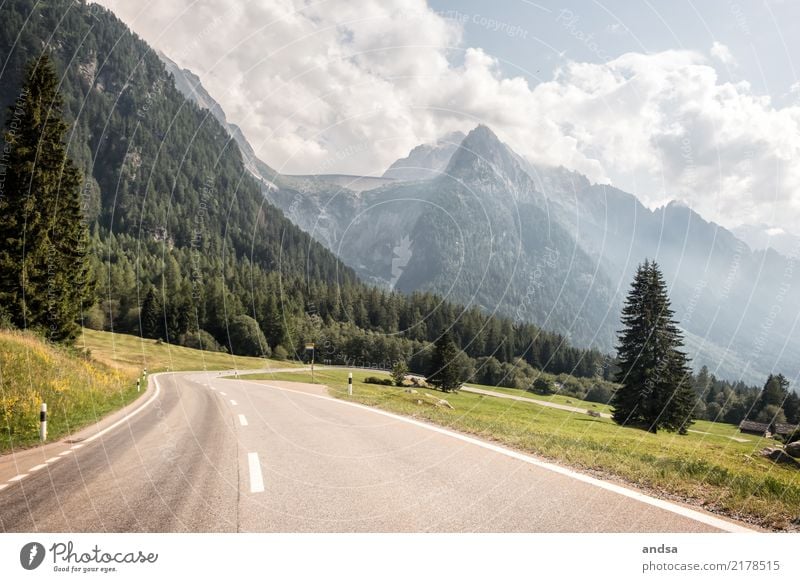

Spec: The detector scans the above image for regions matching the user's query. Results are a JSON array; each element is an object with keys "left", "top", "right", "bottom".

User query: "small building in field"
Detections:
[
  {"left": 774, "top": 423, "right": 799, "bottom": 437},
  {"left": 738, "top": 420, "right": 770, "bottom": 436},
  {"left": 738, "top": 420, "right": 799, "bottom": 438}
]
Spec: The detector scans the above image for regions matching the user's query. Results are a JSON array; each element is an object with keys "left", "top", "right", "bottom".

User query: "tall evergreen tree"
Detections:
[
  {"left": 0, "top": 54, "right": 93, "bottom": 342},
  {"left": 612, "top": 261, "right": 695, "bottom": 433},
  {"left": 140, "top": 286, "right": 163, "bottom": 340},
  {"left": 426, "top": 331, "right": 463, "bottom": 392}
]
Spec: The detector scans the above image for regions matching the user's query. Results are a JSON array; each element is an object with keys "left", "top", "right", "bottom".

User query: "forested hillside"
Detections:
[{"left": 0, "top": 0, "right": 610, "bottom": 383}]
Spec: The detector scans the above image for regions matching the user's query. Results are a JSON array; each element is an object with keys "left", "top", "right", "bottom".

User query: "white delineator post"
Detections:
[
  {"left": 39, "top": 403, "right": 47, "bottom": 442},
  {"left": 137, "top": 378, "right": 141, "bottom": 392},
  {"left": 348, "top": 372, "right": 353, "bottom": 396}
]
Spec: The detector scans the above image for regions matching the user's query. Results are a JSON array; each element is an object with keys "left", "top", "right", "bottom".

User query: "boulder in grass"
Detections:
[
  {"left": 761, "top": 447, "right": 800, "bottom": 468},
  {"left": 785, "top": 441, "right": 800, "bottom": 459}
]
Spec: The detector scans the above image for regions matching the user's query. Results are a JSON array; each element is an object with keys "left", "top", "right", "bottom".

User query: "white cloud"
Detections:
[
  {"left": 94, "top": 0, "right": 800, "bottom": 232},
  {"left": 710, "top": 41, "right": 736, "bottom": 66}
]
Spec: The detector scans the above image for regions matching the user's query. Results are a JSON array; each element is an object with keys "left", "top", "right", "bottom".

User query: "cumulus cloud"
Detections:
[
  {"left": 94, "top": 0, "right": 800, "bottom": 232},
  {"left": 710, "top": 41, "right": 736, "bottom": 66}
]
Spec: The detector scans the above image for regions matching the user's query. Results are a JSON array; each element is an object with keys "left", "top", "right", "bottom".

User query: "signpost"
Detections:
[{"left": 305, "top": 343, "right": 315, "bottom": 383}]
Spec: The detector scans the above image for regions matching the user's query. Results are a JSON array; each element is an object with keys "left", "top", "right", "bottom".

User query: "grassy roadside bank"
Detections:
[
  {"left": 0, "top": 330, "right": 139, "bottom": 452},
  {"left": 240, "top": 368, "right": 800, "bottom": 531},
  {"left": 0, "top": 329, "right": 301, "bottom": 453},
  {"left": 79, "top": 329, "right": 301, "bottom": 373}
]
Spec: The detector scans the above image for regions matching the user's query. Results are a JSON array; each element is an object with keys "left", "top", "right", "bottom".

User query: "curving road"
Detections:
[{"left": 0, "top": 371, "right": 753, "bottom": 532}]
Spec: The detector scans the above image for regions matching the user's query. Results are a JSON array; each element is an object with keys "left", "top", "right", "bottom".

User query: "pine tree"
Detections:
[
  {"left": 426, "top": 331, "right": 462, "bottom": 392},
  {"left": 0, "top": 54, "right": 93, "bottom": 342},
  {"left": 612, "top": 261, "right": 695, "bottom": 433},
  {"left": 391, "top": 360, "right": 409, "bottom": 386},
  {"left": 141, "top": 286, "right": 163, "bottom": 339}
]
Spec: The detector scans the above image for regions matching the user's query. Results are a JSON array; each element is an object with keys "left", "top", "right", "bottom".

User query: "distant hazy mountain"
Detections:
[
  {"left": 151, "top": 55, "right": 800, "bottom": 384},
  {"left": 382, "top": 131, "right": 465, "bottom": 181},
  {"left": 732, "top": 223, "right": 800, "bottom": 258},
  {"left": 291, "top": 125, "right": 620, "bottom": 350}
]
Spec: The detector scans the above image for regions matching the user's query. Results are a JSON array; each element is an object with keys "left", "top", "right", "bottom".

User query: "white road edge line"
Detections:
[
  {"left": 248, "top": 380, "right": 754, "bottom": 533},
  {"left": 247, "top": 452, "right": 264, "bottom": 493},
  {"left": 46, "top": 457, "right": 61, "bottom": 464},
  {"left": 0, "top": 483, "right": 7, "bottom": 491},
  {"left": 29, "top": 464, "right": 47, "bottom": 472},
  {"left": 230, "top": 399, "right": 238, "bottom": 406},
  {"left": 238, "top": 414, "right": 248, "bottom": 426},
  {"left": 80, "top": 376, "right": 163, "bottom": 446},
  {"left": 0, "top": 379, "right": 164, "bottom": 490}
]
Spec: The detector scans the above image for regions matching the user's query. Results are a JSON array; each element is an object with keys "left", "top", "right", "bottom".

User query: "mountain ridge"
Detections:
[{"left": 143, "top": 52, "right": 800, "bottom": 386}]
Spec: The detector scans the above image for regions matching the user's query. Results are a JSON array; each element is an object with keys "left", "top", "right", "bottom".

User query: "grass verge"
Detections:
[
  {"left": 0, "top": 330, "right": 139, "bottom": 452},
  {"left": 241, "top": 367, "right": 800, "bottom": 531},
  {"left": 79, "top": 329, "right": 301, "bottom": 374}
]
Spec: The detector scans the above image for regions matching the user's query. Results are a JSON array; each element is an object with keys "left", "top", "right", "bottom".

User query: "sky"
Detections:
[{"left": 93, "top": 0, "right": 800, "bottom": 233}]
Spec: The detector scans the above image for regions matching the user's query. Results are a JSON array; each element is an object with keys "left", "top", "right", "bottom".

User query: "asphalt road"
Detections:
[{"left": 0, "top": 372, "right": 753, "bottom": 532}]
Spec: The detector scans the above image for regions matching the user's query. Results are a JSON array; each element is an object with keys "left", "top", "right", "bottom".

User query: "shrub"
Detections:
[
  {"left": 391, "top": 361, "right": 409, "bottom": 386},
  {"left": 180, "top": 330, "right": 224, "bottom": 352},
  {"left": 531, "top": 377, "right": 554, "bottom": 395},
  {"left": 365, "top": 376, "right": 394, "bottom": 386},
  {"left": 228, "top": 315, "right": 270, "bottom": 357},
  {"left": 585, "top": 384, "right": 613, "bottom": 404},
  {"left": 273, "top": 345, "right": 289, "bottom": 360}
]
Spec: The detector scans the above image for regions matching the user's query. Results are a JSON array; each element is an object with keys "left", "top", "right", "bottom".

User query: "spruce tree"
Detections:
[
  {"left": 141, "top": 286, "right": 163, "bottom": 339},
  {"left": 0, "top": 54, "right": 93, "bottom": 342},
  {"left": 426, "top": 331, "right": 462, "bottom": 392},
  {"left": 612, "top": 261, "right": 696, "bottom": 433}
]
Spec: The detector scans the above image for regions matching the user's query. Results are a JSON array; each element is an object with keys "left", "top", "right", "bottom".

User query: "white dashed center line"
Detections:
[
  {"left": 220, "top": 391, "right": 227, "bottom": 396},
  {"left": 247, "top": 452, "right": 264, "bottom": 493},
  {"left": 46, "top": 457, "right": 61, "bottom": 464},
  {"left": 8, "top": 474, "right": 27, "bottom": 482},
  {"left": 29, "top": 464, "right": 47, "bottom": 472},
  {"left": 238, "top": 414, "right": 248, "bottom": 426},
  {"left": 230, "top": 399, "right": 238, "bottom": 406}
]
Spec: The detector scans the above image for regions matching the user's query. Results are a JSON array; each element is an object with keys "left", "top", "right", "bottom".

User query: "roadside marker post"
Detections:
[
  {"left": 348, "top": 372, "right": 353, "bottom": 396},
  {"left": 305, "top": 343, "right": 315, "bottom": 383},
  {"left": 39, "top": 403, "right": 47, "bottom": 442},
  {"left": 137, "top": 378, "right": 141, "bottom": 392}
]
